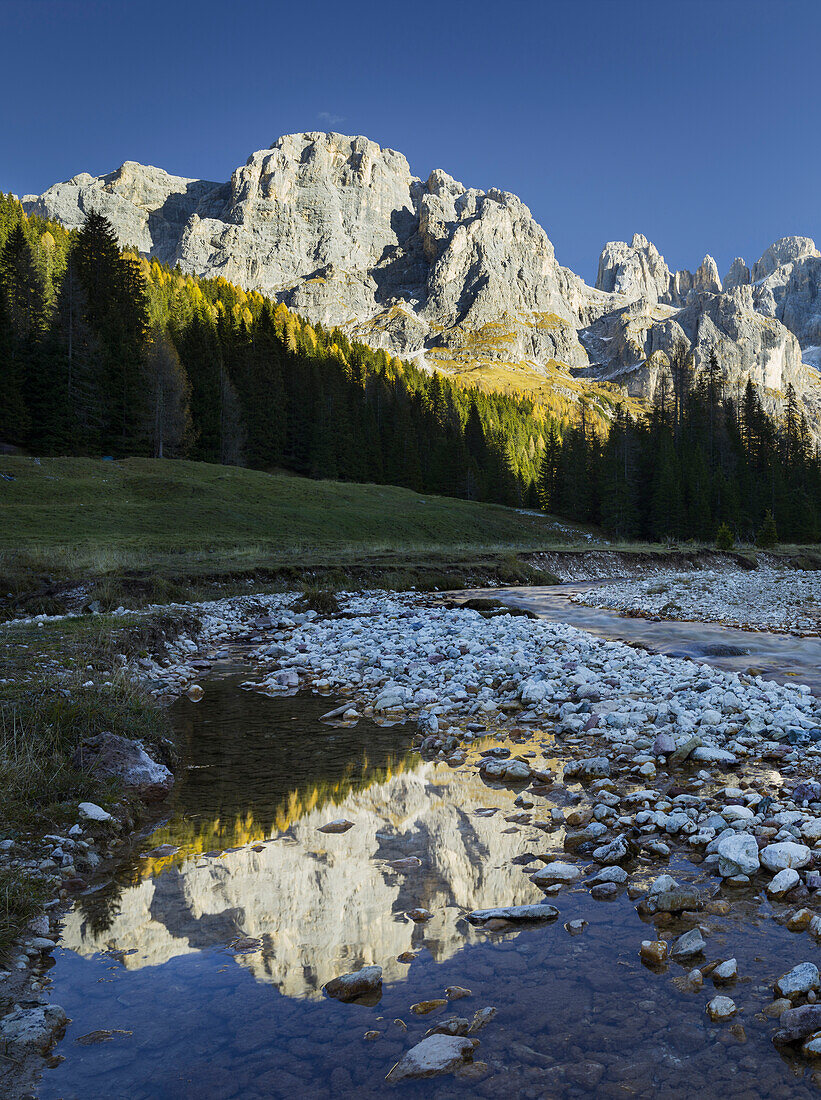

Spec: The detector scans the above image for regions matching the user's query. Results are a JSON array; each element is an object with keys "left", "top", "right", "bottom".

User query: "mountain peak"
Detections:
[{"left": 21, "top": 134, "right": 821, "bottom": 435}]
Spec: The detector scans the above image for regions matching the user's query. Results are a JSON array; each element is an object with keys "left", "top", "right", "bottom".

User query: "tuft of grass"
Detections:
[
  {"left": 295, "top": 585, "right": 341, "bottom": 615},
  {"left": 0, "top": 867, "right": 48, "bottom": 958},
  {"left": 0, "top": 675, "right": 169, "bottom": 826}
]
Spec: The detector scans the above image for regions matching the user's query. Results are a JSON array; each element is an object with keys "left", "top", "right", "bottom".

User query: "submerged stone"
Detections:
[
  {"left": 386, "top": 1034, "right": 475, "bottom": 1082},
  {"left": 323, "top": 965, "right": 382, "bottom": 1003},
  {"left": 467, "top": 904, "right": 559, "bottom": 925}
]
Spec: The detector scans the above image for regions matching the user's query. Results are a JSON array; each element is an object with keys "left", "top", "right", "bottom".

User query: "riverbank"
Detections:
[{"left": 0, "top": 610, "right": 195, "bottom": 1097}]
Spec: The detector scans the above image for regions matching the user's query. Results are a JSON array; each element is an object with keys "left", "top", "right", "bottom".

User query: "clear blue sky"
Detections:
[{"left": 2, "top": 0, "right": 819, "bottom": 284}]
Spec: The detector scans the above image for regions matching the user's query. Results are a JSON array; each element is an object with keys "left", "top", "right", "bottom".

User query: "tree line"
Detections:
[
  {"left": 538, "top": 349, "right": 821, "bottom": 543},
  {"left": 0, "top": 196, "right": 557, "bottom": 505}
]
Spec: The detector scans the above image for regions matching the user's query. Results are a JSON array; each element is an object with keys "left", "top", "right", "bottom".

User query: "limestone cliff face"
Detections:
[
  {"left": 24, "top": 162, "right": 229, "bottom": 266},
  {"left": 578, "top": 285, "right": 818, "bottom": 424},
  {"left": 24, "top": 133, "right": 821, "bottom": 431},
  {"left": 595, "top": 234, "right": 674, "bottom": 303}
]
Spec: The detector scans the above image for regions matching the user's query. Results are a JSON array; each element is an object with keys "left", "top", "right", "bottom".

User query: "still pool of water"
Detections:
[{"left": 39, "top": 665, "right": 821, "bottom": 1098}]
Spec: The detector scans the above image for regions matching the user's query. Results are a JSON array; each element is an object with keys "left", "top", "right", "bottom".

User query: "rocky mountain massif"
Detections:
[{"left": 23, "top": 132, "right": 821, "bottom": 428}]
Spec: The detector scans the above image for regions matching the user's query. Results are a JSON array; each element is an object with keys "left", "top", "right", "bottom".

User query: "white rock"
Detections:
[
  {"left": 707, "top": 995, "right": 737, "bottom": 1021},
  {"left": 386, "top": 1034, "right": 475, "bottom": 1081},
  {"left": 589, "top": 866, "right": 628, "bottom": 885},
  {"left": 761, "top": 842, "right": 812, "bottom": 872},
  {"left": 767, "top": 868, "right": 801, "bottom": 897},
  {"left": 776, "top": 962, "right": 820, "bottom": 999},
  {"left": 671, "top": 928, "right": 706, "bottom": 959},
  {"left": 717, "top": 833, "right": 760, "bottom": 877},
  {"left": 713, "top": 958, "right": 738, "bottom": 983},
  {"left": 77, "top": 802, "right": 113, "bottom": 823},
  {"left": 531, "top": 861, "right": 582, "bottom": 886},
  {"left": 723, "top": 805, "right": 754, "bottom": 823}
]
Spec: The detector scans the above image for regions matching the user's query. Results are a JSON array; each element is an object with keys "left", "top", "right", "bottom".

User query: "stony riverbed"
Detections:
[
  {"left": 572, "top": 567, "right": 821, "bottom": 635},
  {"left": 8, "top": 584, "right": 821, "bottom": 1095}
]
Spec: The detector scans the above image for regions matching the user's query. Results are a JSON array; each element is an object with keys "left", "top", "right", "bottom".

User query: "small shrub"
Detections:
[
  {"left": 715, "top": 523, "right": 735, "bottom": 551},
  {"left": 756, "top": 510, "right": 779, "bottom": 549},
  {"left": 296, "top": 586, "right": 340, "bottom": 615}
]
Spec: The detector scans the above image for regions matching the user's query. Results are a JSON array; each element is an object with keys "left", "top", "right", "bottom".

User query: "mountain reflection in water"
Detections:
[
  {"left": 42, "top": 668, "right": 821, "bottom": 1100},
  {"left": 61, "top": 673, "right": 554, "bottom": 997}
]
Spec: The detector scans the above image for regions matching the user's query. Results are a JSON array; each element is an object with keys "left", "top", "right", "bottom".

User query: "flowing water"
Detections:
[
  {"left": 458, "top": 583, "right": 821, "bottom": 694},
  {"left": 37, "top": 620, "right": 821, "bottom": 1099}
]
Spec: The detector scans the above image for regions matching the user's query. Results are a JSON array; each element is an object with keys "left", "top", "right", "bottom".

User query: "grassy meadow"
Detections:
[{"left": 0, "top": 456, "right": 585, "bottom": 611}]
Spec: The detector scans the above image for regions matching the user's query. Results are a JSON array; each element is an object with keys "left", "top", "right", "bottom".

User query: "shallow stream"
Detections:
[
  {"left": 460, "top": 582, "right": 821, "bottom": 695},
  {"left": 37, "top": 601, "right": 821, "bottom": 1098}
]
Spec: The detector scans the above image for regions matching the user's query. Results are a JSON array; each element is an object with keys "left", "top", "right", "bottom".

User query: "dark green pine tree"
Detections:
[
  {"left": 650, "top": 435, "right": 685, "bottom": 541},
  {"left": 0, "top": 224, "right": 50, "bottom": 448},
  {"left": 231, "top": 306, "right": 286, "bottom": 469},
  {"left": 0, "top": 285, "right": 29, "bottom": 446},
  {"left": 537, "top": 423, "right": 561, "bottom": 511},
  {"left": 71, "top": 211, "right": 150, "bottom": 453},
  {"left": 174, "top": 308, "right": 224, "bottom": 463},
  {"left": 599, "top": 405, "right": 639, "bottom": 537},
  {"left": 756, "top": 508, "right": 779, "bottom": 548}
]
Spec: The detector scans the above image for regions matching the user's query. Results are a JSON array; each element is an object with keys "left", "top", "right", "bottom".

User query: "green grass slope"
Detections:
[
  {"left": 0, "top": 456, "right": 564, "bottom": 554},
  {"left": 0, "top": 457, "right": 579, "bottom": 605}
]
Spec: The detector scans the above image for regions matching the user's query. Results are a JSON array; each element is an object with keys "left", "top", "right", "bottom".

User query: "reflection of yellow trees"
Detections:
[{"left": 139, "top": 753, "right": 413, "bottom": 879}]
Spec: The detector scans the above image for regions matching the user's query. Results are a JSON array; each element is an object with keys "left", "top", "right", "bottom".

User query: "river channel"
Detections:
[{"left": 36, "top": 589, "right": 821, "bottom": 1098}]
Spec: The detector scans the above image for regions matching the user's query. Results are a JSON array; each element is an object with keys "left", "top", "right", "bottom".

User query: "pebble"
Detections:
[
  {"left": 640, "top": 940, "right": 669, "bottom": 965},
  {"left": 707, "top": 996, "right": 738, "bottom": 1021},
  {"left": 713, "top": 958, "right": 739, "bottom": 983},
  {"left": 445, "top": 986, "right": 472, "bottom": 1000},
  {"left": 776, "top": 963, "right": 821, "bottom": 1000},
  {"left": 671, "top": 928, "right": 707, "bottom": 960},
  {"left": 411, "top": 1000, "right": 447, "bottom": 1015}
]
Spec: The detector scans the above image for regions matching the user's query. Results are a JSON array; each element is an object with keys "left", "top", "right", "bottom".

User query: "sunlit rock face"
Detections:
[
  {"left": 26, "top": 133, "right": 591, "bottom": 371},
  {"left": 60, "top": 760, "right": 549, "bottom": 998},
  {"left": 24, "top": 133, "right": 821, "bottom": 432},
  {"left": 23, "top": 162, "right": 229, "bottom": 266},
  {"left": 595, "top": 234, "right": 675, "bottom": 304}
]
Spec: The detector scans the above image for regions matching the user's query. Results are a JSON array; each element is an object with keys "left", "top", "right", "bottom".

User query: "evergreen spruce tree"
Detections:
[
  {"left": 70, "top": 212, "right": 149, "bottom": 452},
  {"left": 144, "top": 328, "right": 193, "bottom": 458},
  {"left": 715, "top": 523, "right": 734, "bottom": 551},
  {"left": 0, "top": 280, "right": 29, "bottom": 446},
  {"left": 756, "top": 508, "right": 779, "bottom": 548},
  {"left": 536, "top": 423, "right": 561, "bottom": 511},
  {"left": 599, "top": 405, "right": 639, "bottom": 537}
]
